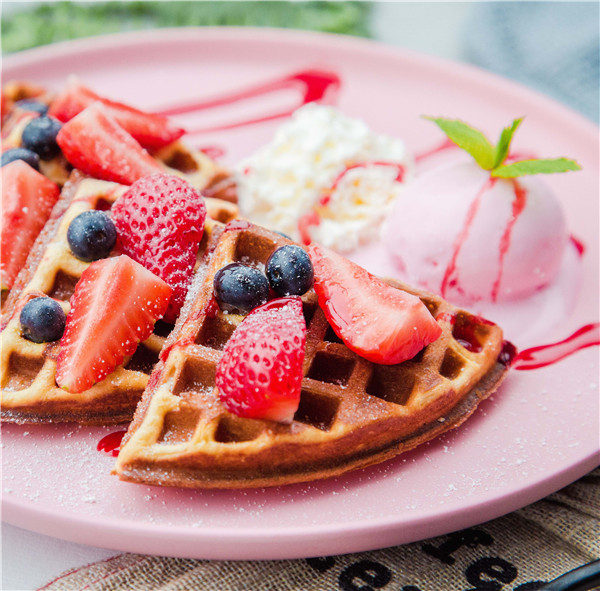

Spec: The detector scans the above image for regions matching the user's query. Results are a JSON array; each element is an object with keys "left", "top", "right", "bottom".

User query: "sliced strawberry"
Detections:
[
  {"left": 56, "top": 102, "right": 162, "bottom": 185},
  {"left": 308, "top": 244, "right": 442, "bottom": 365},
  {"left": 215, "top": 297, "right": 306, "bottom": 423},
  {"left": 49, "top": 78, "right": 184, "bottom": 150},
  {"left": 1, "top": 91, "right": 9, "bottom": 123},
  {"left": 1, "top": 160, "right": 60, "bottom": 289},
  {"left": 111, "top": 173, "right": 207, "bottom": 323},
  {"left": 55, "top": 255, "right": 172, "bottom": 393}
]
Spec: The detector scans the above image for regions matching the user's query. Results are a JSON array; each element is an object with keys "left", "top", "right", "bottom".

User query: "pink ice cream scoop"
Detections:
[{"left": 382, "top": 159, "right": 568, "bottom": 304}]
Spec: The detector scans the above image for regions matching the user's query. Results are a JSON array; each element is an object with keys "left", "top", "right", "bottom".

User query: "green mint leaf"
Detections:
[
  {"left": 492, "top": 158, "right": 582, "bottom": 178},
  {"left": 493, "top": 117, "right": 523, "bottom": 168},
  {"left": 425, "top": 117, "right": 495, "bottom": 170}
]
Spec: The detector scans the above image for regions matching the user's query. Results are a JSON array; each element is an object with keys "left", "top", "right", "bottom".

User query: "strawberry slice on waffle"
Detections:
[
  {"left": 216, "top": 297, "right": 307, "bottom": 423},
  {"left": 56, "top": 102, "right": 163, "bottom": 185},
  {"left": 111, "top": 173, "right": 207, "bottom": 323},
  {"left": 49, "top": 77, "right": 184, "bottom": 150},
  {"left": 309, "top": 243, "right": 442, "bottom": 364},
  {"left": 1, "top": 160, "right": 60, "bottom": 289},
  {"left": 56, "top": 255, "right": 172, "bottom": 393}
]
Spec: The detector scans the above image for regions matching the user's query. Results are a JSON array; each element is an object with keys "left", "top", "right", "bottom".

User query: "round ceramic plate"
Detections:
[{"left": 2, "top": 28, "right": 598, "bottom": 560}]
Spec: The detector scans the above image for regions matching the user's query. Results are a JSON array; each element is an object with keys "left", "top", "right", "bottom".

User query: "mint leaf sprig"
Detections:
[{"left": 424, "top": 116, "right": 581, "bottom": 178}]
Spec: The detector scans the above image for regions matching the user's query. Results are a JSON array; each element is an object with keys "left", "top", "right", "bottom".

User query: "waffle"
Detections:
[
  {"left": 1, "top": 80, "right": 48, "bottom": 118},
  {"left": 0, "top": 171, "right": 239, "bottom": 425},
  {"left": 115, "top": 222, "right": 509, "bottom": 489}
]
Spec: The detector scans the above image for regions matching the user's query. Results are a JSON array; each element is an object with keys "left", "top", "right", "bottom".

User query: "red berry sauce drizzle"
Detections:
[
  {"left": 155, "top": 69, "right": 341, "bottom": 135},
  {"left": 570, "top": 234, "right": 586, "bottom": 256},
  {"left": 440, "top": 177, "right": 497, "bottom": 299},
  {"left": 511, "top": 323, "right": 600, "bottom": 371},
  {"left": 297, "top": 161, "right": 406, "bottom": 245},
  {"left": 198, "top": 145, "right": 226, "bottom": 160},
  {"left": 414, "top": 138, "right": 456, "bottom": 163},
  {"left": 97, "top": 429, "right": 127, "bottom": 457},
  {"left": 490, "top": 180, "right": 527, "bottom": 302}
]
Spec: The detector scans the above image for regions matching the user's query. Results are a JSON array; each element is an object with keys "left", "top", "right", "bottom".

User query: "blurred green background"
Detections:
[{"left": 1, "top": 1, "right": 371, "bottom": 54}]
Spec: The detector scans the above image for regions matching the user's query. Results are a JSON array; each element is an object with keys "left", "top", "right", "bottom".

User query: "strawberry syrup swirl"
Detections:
[
  {"left": 329, "top": 161, "right": 406, "bottom": 191},
  {"left": 414, "top": 138, "right": 455, "bottom": 163},
  {"left": 440, "top": 177, "right": 497, "bottom": 299},
  {"left": 490, "top": 179, "right": 527, "bottom": 302},
  {"left": 297, "top": 161, "right": 406, "bottom": 245},
  {"left": 570, "top": 234, "right": 586, "bottom": 256},
  {"left": 440, "top": 176, "right": 532, "bottom": 303},
  {"left": 511, "top": 323, "right": 600, "bottom": 370},
  {"left": 97, "top": 430, "right": 127, "bottom": 457},
  {"left": 155, "top": 69, "right": 341, "bottom": 134}
]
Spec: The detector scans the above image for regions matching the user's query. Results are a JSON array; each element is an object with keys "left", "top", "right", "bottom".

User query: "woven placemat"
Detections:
[{"left": 39, "top": 467, "right": 599, "bottom": 591}]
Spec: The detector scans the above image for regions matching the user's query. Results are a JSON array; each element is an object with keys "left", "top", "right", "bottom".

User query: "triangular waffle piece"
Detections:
[
  {"left": 115, "top": 223, "right": 509, "bottom": 488},
  {"left": 0, "top": 172, "right": 239, "bottom": 425}
]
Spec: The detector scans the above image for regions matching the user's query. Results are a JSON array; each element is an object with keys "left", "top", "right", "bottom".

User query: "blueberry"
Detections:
[
  {"left": 213, "top": 263, "right": 269, "bottom": 312},
  {"left": 20, "top": 297, "right": 66, "bottom": 343},
  {"left": 15, "top": 99, "right": 49, "bottom": 115},
  {"left": 21, "top": 116, "right": 62, "bottom": 160},
  {"left": 67, "top": 211, "right": 117, "bottom": 262},
  {"left": 0, "top": 147, "right": 40, "bottom": 171},
  {"left": 266, "top": 245, "right": 314, "bottom": 296}
]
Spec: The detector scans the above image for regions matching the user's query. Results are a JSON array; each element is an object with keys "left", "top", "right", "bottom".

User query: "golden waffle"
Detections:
[
  {"left": 1, "top": 80, "right": 48, "bottom": 117},
  {"left": 115, "top": 223, "right": 509, "bottom": 489},
  {"left": 0, "top": 172, "right": 239, "bottom": 425}
]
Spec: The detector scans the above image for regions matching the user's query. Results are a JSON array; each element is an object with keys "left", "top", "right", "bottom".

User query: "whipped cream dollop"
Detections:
[{"left": 236, "top": 104, "right": 413, "bottom": 252}]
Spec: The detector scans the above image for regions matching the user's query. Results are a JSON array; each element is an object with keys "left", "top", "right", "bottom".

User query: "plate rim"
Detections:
[
  {"left": 3, "top": 25, "right": 598, "bottom": 133},
  {"left": 4, "top": 443, "right": 598, "bottom": 560}
]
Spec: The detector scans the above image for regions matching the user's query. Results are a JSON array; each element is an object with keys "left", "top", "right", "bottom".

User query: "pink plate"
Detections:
[{"left": 2, "top": 28, "right": 599, "bottom": 560}]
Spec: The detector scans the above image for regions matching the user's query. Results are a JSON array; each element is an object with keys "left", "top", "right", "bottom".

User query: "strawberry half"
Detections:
[
  {"left": 56, "top": 102, "right": 162, "bottom": 185},
  {"left": 111, "top": 173, "right": 207, "bottom": 323},
  {"left": 309, "top": 244, "right": 442, "bottom": 365},
  {"left": 215, "top": 297, "right": 306, "bottom": 423},
  {"left": 1, "top": 160, "right": 60, "bottom": 289},
  {"left": 49, "top": 78, "right": 184, "bottom": 150},
  {"left": 56, "top": 255, "right": 172, "bottom": 393}
]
